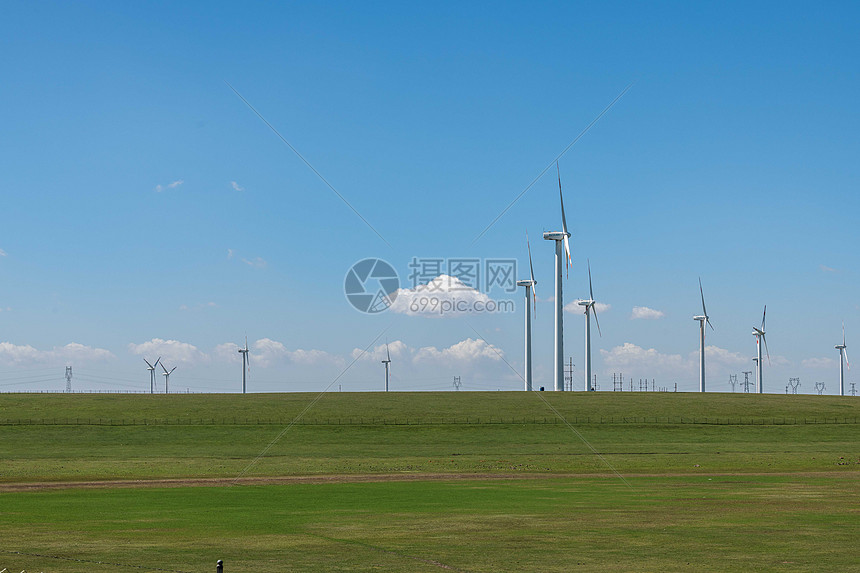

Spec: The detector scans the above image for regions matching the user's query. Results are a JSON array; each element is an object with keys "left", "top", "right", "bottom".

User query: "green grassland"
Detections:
[{"left": 0, "top": 392, "right": 858, "bottom": 572}]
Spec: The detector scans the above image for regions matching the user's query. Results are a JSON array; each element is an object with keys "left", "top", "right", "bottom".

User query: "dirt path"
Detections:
[{"left": 0, "top": 470, "right": 855, "bottom": 492}]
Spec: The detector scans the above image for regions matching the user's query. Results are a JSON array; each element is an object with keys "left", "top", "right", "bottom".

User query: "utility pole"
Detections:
[{"left": 65, "top": 366, "right": 73, "bottom": 393}]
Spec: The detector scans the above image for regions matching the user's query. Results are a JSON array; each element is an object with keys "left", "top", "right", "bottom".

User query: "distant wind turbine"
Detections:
[
  {"left": 752, "top": 306, "right": 769, "bottom": 393},
  {"left": 543, "top": 163, "right": 572, "bottom": 391},
  {"left": 382, "top": 341, "right": 391, "bottom": 392},
  {"left": 577, "top": 260, "right": 602, "bottom": 391},
  {"left": 144, "top": 357, "right": 161, "bottom": 394},
  {"left": 161, "top": 363, "right": 177, "bottom": 394},
  {"left": 239, "top": 337, "right": 250, "bottom": 394},
  {"left": 516, "top": 232, "right": 538, "bottom": 391},
  {"left": 836, "top": 322, "right": 850, "bottom": 396},
  {"left": 693, "top": 278, "right": 714, "bottom": 392}
]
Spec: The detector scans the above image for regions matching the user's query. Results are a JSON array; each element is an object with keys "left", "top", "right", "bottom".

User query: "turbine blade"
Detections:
[
  {"left": 699, "top": 277, "right": 709, "bottom": 319},
  {"left": 154, "top": 356, "right": 161, "bottom": 368},
  {"left": 762, "top": 334, "right": 770, "bottom": 365},
  {"left": 170, "top": 366, "right": 177, "bottom": 374},
  {"left": 588, "top": 259, "right": 594, "bottom": 302},
  {"left": 143, "top": 358, "right": 153, "bottom": 368},
  {"left": 386, "top": 341, "right": 391, "bottom": 362},
  {"left": 761, "top": 305, "right": 767, "bottom": 331},
  {"left": 844, "top": 348, "right": 850, "bottom": 370},
  {"left": 843, "top": 321, "right": 846, "bottom": 346},
  {"left": 527, "top": 231, "right": 536, "bottom": 284},
  {"left": 161, "top": 364, "right": 168, "bottom": 374},
  {"left": 556, "top": 162, "right": 572, "bottom": 272},
  {"left": 592, "top": 303, "right": 602, "bottom": 337},
  {"left": 706, "top": 317, "right": 714, "bottom": 331}
]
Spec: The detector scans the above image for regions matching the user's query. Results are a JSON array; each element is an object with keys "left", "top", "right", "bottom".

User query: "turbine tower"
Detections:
[
  {"left": 576, "top": 260, "right": 602, "bottom": 391},
  {"left": 381, "top": 342, "right": 391, "bottom": 392},
  {"left": 144, "top": 357, "right": 161, "bottom": 394},
  {"left": 836, "top": 322, "right": 850, "bottom": 397},
  {"left": 238, "top": 337, "right": 250, "bottom": 394},
  {"left": 543, "top": 163, "right": 572, "bottom": 391},
  {"left": 752, "top": 306, "right": 769, "bottom": 393},
  {"left": 693, "top": 278, "right": 714, "bottom": 392},
  {"left": 161, "top": 363, "right": 176, "bottom": 394},
  {"left": 516, "top": 233, "right": 538, "bottom": 391}
]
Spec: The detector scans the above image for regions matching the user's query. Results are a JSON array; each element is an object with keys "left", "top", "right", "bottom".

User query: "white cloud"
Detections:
[
  {"left": 351, "top": 338, "right": 503, "bottom": 365},
  {"left": 820, "top": 264, "right": 838, "bottom": 273},
  {"left": 0, "top": 248, "right": 6, "bottom": 257},
  {"left": 0, "top": 342, "right": 114, "bottom": 366},
  {"left": 631, "top": 306, "right": 665, "bottom": 320},
  {"left": 214, "top": 342, "right": 242, "bottom": 364},
  {"left": 601, "top": 342, "right": 686, "bottom": 372},
  {"left": 154, "top": 179, "right": 184, "bottom": 193},
  {"left": 214, "top": 338, "right": 338, "bottom": 368},
  {"left": 389, "top": 275, "right": 493, "bottom": 318},
  {"left": 564, "top": 301, "right": 611, "bottom": 314},
  {"left": 231, "top": 181, "right": 244, "bottom": 191},
  {"left": 128, "top": 338, "right": 208, "bottom": 365},
  {"left": 242, "top": 257, "right": 268, "bottom": 269},
  {"left": 703, "top": 345, "right": 747, "bottom": 366},
  {"left": 414, "top": 338, "right": 503, "bottom": 363},
  {"left": 227, "top": 249, "right": 235, "bottom": 259},
  {"left": 802, "top": 357, "right": 835, "bottom": 369},
  {"left": 352, "top": 340, "right": 409, "bottom": 362}
]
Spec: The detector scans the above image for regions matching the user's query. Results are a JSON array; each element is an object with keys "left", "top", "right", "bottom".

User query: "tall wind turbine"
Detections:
[
  {"left": 752, "top": 306, "right": 769, "bottom": 393},
  {"left": 381, "top": 342, "right": 391, "bottom": 392},
  {"left": 693, "top": 278, "right": 714, "bottom": 392},
  {"left": 238, "top": 337, "right": 250, "bottom": 394},
  {"left": 144, "top": 357, "right": 161, "bottom": 394},
  {"left": 576, "top": 260, "right": 601, "bottom": 391},
  {"left": 836, "top": 322, "right": 850, "bottom": 396},
  {"left": 543, "top": 163, "right": 572, "bottom": 391},
  {"left": 516, "top": 233, "right": 538, "bottom": 391},
  {"left": 161, "top": 363, "right": 176, "bottom": 394}
]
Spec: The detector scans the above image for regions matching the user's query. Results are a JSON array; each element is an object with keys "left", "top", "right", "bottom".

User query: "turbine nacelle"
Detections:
[
  {"left": 542, "top": 231, "right": 570, "bottom": 241},
  {"left": 516, "top": 279, "right": 537, "bottom": 287}
]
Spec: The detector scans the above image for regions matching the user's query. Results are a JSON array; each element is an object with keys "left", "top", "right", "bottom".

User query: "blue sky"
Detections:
[{"left": 1, "top": 1, "right": 857, "bottom": 394}]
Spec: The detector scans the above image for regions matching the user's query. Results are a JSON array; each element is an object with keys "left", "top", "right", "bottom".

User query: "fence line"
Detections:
[{"left": 0, "top": 416, "right": 857, "bottom": 426}]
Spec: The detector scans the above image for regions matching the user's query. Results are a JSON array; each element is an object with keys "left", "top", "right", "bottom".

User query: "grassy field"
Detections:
[{"left": 0, "top": 392, "right": 858, "bottom": 572}]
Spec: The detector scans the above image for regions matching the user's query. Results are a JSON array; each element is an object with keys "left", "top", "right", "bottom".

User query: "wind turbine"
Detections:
[
  {"left": 381, "top": 342, "right": 391, "bottom": 392},
  {"left": 836, "top": 322, "right": 850, "bottom": 396},
  {"left": 576, "top": 260, "right": 601, "bottom": 391},
  {"left": 693, "top": 278, "right": 714, "bottom": 392},
  {"left": 516, "top": 232, "right": 538, "bottom": 391},
  {"left": 161, "top": 363, "right": 176, "bottom": 394},
  {"left": 752, "top": 306, "right": 769, "bottom": 393},
  {"left": 238, "top": 337, "right": 250, "bottom": 394},
  {"left": 144, "top": 357, "right": 161, "bottom": 394},
  {"left": 543, "top": 163, "right": 572, "bottom": 391}
]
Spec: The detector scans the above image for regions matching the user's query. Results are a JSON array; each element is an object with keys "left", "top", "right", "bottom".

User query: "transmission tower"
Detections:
[
  {"left": 729, "top": 374, "right": 738, "bottom": 392},
  {"left": 613, "top": 372, "right": 623, "bottom": 391},
  {"left": 65, "top": 366, "right": 73, "bottom": 393},
  {"left": 742, "top": 371, "right": 753, "bottom": 393},
  {"left": 564, "top": 358, "right": 575, "bottom": 391},
  {"left": 789, "top": 377, "right": 801, "bottom": 394},
  {"left": 453, "top": 376, "right": 461, "bottom": 391},
  {"left": 850, "top": 383, "right": 857, "bottom": 397},
  {"left": 815, "top": 381, "right": 825, "bottom": 395},
  {"left": 592, "top": 374, "right": 599, "bottom": 391}
]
